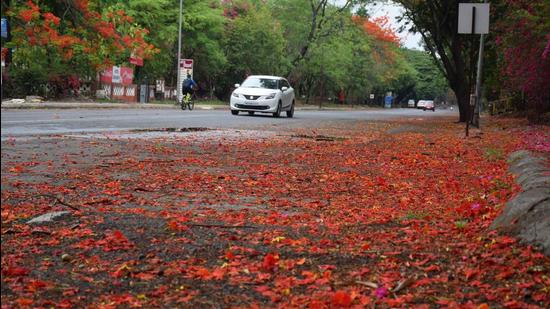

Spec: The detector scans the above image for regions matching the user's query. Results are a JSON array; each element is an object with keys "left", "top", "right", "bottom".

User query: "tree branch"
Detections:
[{"left": 38, "top": 194, "right": 80, "bottom": 211}]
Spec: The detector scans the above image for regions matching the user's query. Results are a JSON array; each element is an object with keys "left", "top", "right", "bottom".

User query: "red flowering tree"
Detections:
[
  {"left": 352, "top": 15, "right": 400, "bottom": 45},
  {"left": 493, "top": 0, "right": 550, "bottom": 122},
  {"left": 352, "top": 15, "right": 401, "bottom": 65},
  {"left": 4, "top": 0, "right": 158, "bottom": 97}
]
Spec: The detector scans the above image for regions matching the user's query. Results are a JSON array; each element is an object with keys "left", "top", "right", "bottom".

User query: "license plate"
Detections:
[{"left": 246, "top": 101, "right": 257, "bottom": 104}]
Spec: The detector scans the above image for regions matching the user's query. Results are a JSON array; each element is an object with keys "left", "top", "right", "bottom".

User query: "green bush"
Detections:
[{"left": 3, "top": 65, "right": 48, "bottom": 98}]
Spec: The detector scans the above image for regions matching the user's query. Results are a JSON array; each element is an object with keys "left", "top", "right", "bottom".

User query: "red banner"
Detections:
[
  {"left": 100, "top": 66, "right": 134, "bottom": 85},
  {"left": 180, "top": 59, "right": 193, "bottom": 68},
  {"left": 130, "top": 56, "right": 143, "bottom": 66}
]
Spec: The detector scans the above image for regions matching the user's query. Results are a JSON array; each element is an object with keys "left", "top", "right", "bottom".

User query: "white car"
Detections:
[
  {"left": 417, "top": 100, "right": 426, "bottom": 109},
  {"left": 230, "top": 75, "right": 295, "bottom": 117}
]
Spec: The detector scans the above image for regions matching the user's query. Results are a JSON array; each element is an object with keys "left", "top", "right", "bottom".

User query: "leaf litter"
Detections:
[{"left": 1, "top": 119, "right": 549, "bottom": 307}]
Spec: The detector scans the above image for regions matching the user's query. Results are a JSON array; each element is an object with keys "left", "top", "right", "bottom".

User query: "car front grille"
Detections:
[
  {"left": 244, "top": 95, "right": 260, "bottom": 100},
  {"left": 236, "top": 104, "right": 270, "bottom": 110}
]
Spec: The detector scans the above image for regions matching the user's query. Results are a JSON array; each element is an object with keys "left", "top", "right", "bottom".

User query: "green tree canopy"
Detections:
[
  {"left": 2, "top": 0, "right": 442, "bottom": 106},
  {"left": 219, "top": 5, "right": 288, "bottom": 96},
  {"left": 403, "top": 48, "right": 448, "bottom": 102}
]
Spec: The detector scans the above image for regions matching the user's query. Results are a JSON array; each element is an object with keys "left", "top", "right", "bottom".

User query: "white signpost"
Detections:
[
  {"left": 181, "top": 59, "right": 193, "bottom": 78},
  {"left": 177, "top": 59, "right": 193, "bottom": 102},
  {"left": 458, "top": 3, "right": 490, "bottom": 34},
  {"left": 458, "top": 2, "right": 490, "bottom": 135}
]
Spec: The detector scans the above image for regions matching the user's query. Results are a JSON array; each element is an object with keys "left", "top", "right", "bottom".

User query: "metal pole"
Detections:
[
  {"left": 466, "top": 5, "right": 476, "bottom": 136},
  {"left": 176, "top": 0, "right": 183, "bottom": 104},
  {"left": 473, "top": 0, "right": 487, "bottom": 128},
  {"left": 473, "top": 32, "right": 485, "bottom": 128}
]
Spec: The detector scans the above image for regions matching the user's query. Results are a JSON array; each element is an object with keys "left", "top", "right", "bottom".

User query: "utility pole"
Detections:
[
  {"left": 458, "top": 2, "right": 490, "bottom": 135},
  {"left": 176, "top": 0, "right": 183, "bottom": 104},
  {"left": 472, "top": 0, "right": 487, "bottom": 128}
]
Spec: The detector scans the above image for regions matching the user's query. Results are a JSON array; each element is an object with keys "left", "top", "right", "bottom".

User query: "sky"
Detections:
[{"left": 367, "top": 2, "right": 424, "bottom": 50}]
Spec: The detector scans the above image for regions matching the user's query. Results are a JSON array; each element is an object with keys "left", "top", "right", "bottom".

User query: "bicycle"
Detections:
[{"left": 180, "top": 92, "right": 195, "bottom": 110}]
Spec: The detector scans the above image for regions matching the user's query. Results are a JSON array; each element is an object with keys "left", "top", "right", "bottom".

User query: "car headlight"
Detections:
[
  {"left": 232, "top": 92, "right": 240, "bottom": 98},
  {"left": 265, "top": 93, "right": 277, "bottom": 99}
]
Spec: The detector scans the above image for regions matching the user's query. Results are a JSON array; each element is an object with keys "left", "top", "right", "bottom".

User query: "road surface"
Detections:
[{"left": 1, "top": 108, "right": 456, "bottom": 139}]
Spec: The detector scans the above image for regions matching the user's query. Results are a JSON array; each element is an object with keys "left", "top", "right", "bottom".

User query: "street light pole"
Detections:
[{"left": 176, "top": 0, "right": 183, "bottom": 104}]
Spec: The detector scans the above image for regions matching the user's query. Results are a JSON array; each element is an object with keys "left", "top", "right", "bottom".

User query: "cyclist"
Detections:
[
  {"left": 182, "top": 73, "right": 197, "bottom": 99},
  {"left": 180, "top": 74, "right": 197, "bottom": 110}
]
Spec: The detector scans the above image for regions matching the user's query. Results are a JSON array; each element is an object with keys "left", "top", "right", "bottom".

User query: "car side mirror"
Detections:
[
  {"left": 281, "top": 86, "right": 288, "bottom": 91},
  {"left": 234, "top": 84, "right": 240, "bottom": 88}
]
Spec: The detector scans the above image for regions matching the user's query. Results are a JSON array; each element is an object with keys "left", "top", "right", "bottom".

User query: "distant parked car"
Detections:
[
  {"left": 230, "top": 75, "right": 295, "bottom": 118},
  {"left": 407, "top": 99, "right": 415, "bottom": 108},
  {"left": 417, "top": 100, "right": 427, "bottom": 109},
  {"left": 423, "top": 100, "right": 435, "bottom": 111}
]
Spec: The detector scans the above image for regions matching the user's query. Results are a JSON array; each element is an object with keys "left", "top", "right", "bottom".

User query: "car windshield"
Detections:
[{"left": 241, "top": 78, "right": 278, "bottom": 89}]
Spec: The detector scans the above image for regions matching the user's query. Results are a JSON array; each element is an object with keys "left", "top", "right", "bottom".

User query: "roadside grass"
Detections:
[
  {"left": 483, "top": 147, "right": 505, "bottom": 161},
  {"left": 454, "top": 220, "right": 469, "bottom": 229},
  {"left": 402, "top": 210, "right": 429, "bottom": 221},
  {"left": 492, "top": 178, "right": 512, "bottom": 191},
  {"left": 95, "top": 98, "right": 123, "bottom": 103}
]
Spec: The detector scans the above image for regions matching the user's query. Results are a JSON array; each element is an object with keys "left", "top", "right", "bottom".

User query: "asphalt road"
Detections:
[{"left": 1, "top": 107, "right": 457, "bottom": 139}]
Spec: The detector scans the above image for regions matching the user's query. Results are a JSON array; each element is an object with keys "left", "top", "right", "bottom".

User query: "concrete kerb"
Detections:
[{"left": 491, "top": 150, "right": 550, "bottom": 256}]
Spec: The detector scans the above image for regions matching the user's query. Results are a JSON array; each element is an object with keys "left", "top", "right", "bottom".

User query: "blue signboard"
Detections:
[
  {"left": 1, "top": 18, "right": 7, "bottom": 38},
  {"left": 384, "top": 95, "right": 392, "bottom": 108}
]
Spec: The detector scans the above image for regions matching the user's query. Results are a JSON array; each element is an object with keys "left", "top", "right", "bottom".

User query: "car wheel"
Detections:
[
  {"left": 248, "top": 111, "right": 255, "bottom": 116},
  {"left": 273, "top": 101, "right": 281, "bottom": 118},
  {"left": 231, "top": 110, "right": 239, "bottom": 115},
  {"left": 286, "top": 101, "right": 295, "bottom": 118}
]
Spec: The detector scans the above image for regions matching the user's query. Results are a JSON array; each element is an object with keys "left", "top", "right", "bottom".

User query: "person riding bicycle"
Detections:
[
  {"left": 180, "top": 74, "right": 197, "bottom": 110},
  {"left": 182, "top": 74, "right": 197, "bottom": 99}
]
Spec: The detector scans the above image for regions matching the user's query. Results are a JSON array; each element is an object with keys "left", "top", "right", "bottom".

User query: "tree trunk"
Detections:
[
  {"left": 305, "top": 78, "right": 313, "bottom": 105},
  {"left": 319, "top": 78, "right": 325, "bottom": 109},
  {"left": 209, "top": 78, "right": 214, "bottom": 100},
  {"left": 453, "top": 83, "right": 470, "bottom": 122}
]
